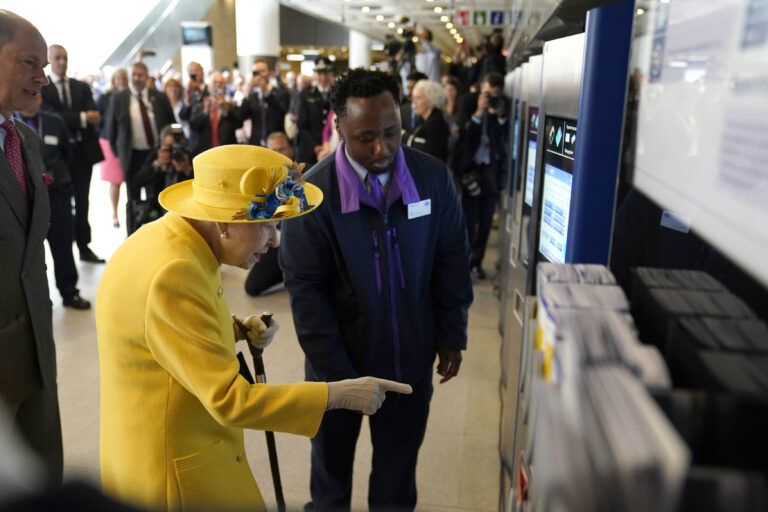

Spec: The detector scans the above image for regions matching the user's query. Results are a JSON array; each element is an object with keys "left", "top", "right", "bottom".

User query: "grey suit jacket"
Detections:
[
  {"left": 0, "top": 121, "right": 56, "bottom": 406},
  {"left": 108, "top": 87, "right": 175, "bottom": 175}
]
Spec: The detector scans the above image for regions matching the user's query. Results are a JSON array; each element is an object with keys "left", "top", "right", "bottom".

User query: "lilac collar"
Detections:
[{"left": 335, "top": 141, "right": 420, "bottom": 214}]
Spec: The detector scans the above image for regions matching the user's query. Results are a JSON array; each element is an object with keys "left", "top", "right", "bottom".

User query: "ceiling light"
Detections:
[
  {"left": 397, "top": 27, "right": 404, "bottom": 34},
  {"left": 388, "top": 21, "right": 396, "bottom": 28},
  {"left": 426, "top": 0, "right": 434, "bottom": 2},
  {"left": 456, "top": 37, "right": 463, "bottom": 43},
  {"left": 412, "top": 36, "right": 419, "bottom": 43},
  {"left": 449, "top": 28, "right": 457, "bottom": 34},
  {"left": 361, "top": 6, "right": 370, "bottom": 13},
  {"left": 286, "top": 54, "right": 304, "bottom": 61},
  {"left": 328, "top": 55, "right": 337, "bottom": 61},
  {"left": 660, "top": 0, "right": 670, "bottom": 3},
  {"left": 636, "top": 7, "right": 645, "bottom": 15},
  {"left": 376, "top": 14, "right": 384, "bottom": 21},
  {"left": 434, "top": 6, "right": 443, "bottom": 13},
  {"left": 302, "top": 49, "right": 322, "bottom": 55},
  {"left": 440, "top": 15, "right": 449, "bottom": 22},
  {"left": 446, "top": 22, "right": 453, "bottom": 29}
]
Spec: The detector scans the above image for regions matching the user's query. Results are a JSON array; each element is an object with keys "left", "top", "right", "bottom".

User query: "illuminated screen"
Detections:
[
  {"left": 524, "top": 140, "right": 537, "bottom": 207},
  {"left": 523, "top": 107, "right": 539, "bottom": 207},
  {"left": 539, "top": 165, "right": 573, "bottom": 263},
  {"left": 512, "top": 113, "right": 520, "bottom": 163},
  {"left": 537, "top": 117, "right": 577, "bottom": 264}
]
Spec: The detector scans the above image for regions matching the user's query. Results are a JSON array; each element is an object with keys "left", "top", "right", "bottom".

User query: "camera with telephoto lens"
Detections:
[
  {"left": 461, "top": 172, "right": 482, "bottom": 197},
  {"left": 167, "top": 124, "right": 190, "bottom": 163},
  {"left": 487, "top": 94, "right": 504, "bottom": 111}
]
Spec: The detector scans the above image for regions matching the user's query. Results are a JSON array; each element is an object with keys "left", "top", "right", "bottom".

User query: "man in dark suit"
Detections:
[
  {"left": 238, "top": 59, "right": 290, "bottom": 148},
  {"left": 295, "top": 57, "right": 335, "bottom": 166},
  {"left": 188, "top": 72, "right": 241, "bottom": 155},
  {"left": 0, "top": 9, "right": 63, "bottom": 482},
  {"left": 178, "top": 61, "right": 208, "bottom": 137},
  {"left": 41, "top": 44, "right": 105, "bottom": 263},
  {"left": 108, "top": 61, "right": 174, "bottom": 235},
  {"left": 453, "top": 71, "right": 508, "bottom": 278},
  {"left": 16, "top": 94, "right": 91, "bottom": 309},
  {"left": 400, "top": 71, "right": 427, "bottom": 133}
]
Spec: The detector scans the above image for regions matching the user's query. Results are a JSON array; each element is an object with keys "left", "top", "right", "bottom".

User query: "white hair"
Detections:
[{"left": 414, "top": 80, "right": 446, "bottom": 110}]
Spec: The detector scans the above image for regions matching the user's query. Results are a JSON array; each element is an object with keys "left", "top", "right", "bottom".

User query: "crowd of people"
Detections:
[{"left": 0, "top": 8, "right": 511, "bottom": 511}]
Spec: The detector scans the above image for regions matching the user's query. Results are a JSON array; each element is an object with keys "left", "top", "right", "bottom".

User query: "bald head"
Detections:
[
  {"left": 211, "top": 72, "right": 226, "bottom": 94},
  {"left": 0, "top": 10, "right": 22, "bottom": 50},
  {"left": 48, "top": 43, "right": 68, "bottom": 77},
  {"left": 0, "top": 10, "right": 48, "bottom": 117}
]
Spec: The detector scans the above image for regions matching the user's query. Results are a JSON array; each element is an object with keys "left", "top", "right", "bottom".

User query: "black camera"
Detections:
[
  {"left": 167, "top": 125, "right": 190, "bottom": 163},
  {"left": 488, "top": 94, "right": 504, "bottom": 111}
]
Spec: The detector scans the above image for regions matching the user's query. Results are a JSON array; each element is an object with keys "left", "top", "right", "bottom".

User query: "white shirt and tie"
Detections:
[
  {"left": 345, "top": 144, "right": 390, "bottom": 194},
  {"left": 49, "top": 74, "right": 89, "bottom": 131},
  {"left": 128, "top": 85, "right": 157, "bottom": 150}
]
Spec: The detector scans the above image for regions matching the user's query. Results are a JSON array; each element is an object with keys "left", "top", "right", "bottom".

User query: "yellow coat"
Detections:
[{"left": 96, "top": 213, "right": 327, "bottom": 511}]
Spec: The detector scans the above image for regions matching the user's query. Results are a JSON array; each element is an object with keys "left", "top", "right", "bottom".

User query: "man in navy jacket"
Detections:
[
  {"left": 16, "top": 95, "right": 90, "bottom": 309},
  {"left": 280, "top": 69, "right": 473, "bottom": 511}
]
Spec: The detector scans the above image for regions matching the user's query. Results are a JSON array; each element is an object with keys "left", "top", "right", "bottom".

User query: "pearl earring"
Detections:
[{"left": 220, "top": 232, "right": 228, "bottom": 239}]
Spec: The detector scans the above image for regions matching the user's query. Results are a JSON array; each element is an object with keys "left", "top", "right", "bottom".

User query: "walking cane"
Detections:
[{"left": 235, "top": 312, "right": 286, "bottom": 512}]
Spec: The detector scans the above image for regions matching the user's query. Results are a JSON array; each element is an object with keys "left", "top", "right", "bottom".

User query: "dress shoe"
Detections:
[
  {"left": 112, "top": 218, "right": 120, "bottom": 228},
  {"left": 63, "top": 295, "right": 91, "bottom": 310},
  {"left": 79, "top": 247, "right": 106, "bottom": 263}
]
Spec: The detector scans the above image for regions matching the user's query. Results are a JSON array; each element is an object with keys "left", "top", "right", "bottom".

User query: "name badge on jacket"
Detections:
[
  {"left": 43, "top": 134, "right": 59, "bottom": 146},
  {"left": 408, "top": 199, "right": 431, "bottom": 219}
]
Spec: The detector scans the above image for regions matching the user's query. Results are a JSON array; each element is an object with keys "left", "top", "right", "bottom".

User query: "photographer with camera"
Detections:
[
  {"left": 129, "top": 125, "right": 193, "bottom": 233},
  {"left": 188, "top": 72, "right": 242, "bottom": 155},
  {"left": 415, "top": 28, "right": 442, "bottom": 84},
  {"left": 452, "top": 72, "right": 508, "bottom": 279}
]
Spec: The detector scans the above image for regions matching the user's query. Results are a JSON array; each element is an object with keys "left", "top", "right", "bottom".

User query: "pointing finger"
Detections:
[{"left": 375, "top": 379, "right": 413, "bottom": 395}]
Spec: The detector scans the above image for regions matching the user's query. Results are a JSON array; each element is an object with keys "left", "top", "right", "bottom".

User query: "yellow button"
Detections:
[{"left": 236, "top": 452, "right": 245, "bottom": 463}]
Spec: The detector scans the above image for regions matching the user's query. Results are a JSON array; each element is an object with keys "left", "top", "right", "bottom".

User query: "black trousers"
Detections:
[
  {"left": 47, "top": 186, "right": 79, "bottom": 299},
  {"left": 69, "top": 152, "right": 93, "bottom": 251},
  {"left": 124, "top": 149, "right": 151, "bottom": 235},
  {"left": 13, "top": 383, "right": 63, "bottom": 484},
  {"left": 306, "top": 366, "right": 433, "bottom": 512},
  {"left": 462, "top": 191, "right": 497, "bottom": 269}
]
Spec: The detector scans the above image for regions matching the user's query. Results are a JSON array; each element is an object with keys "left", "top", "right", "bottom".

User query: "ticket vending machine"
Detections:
[
  {"left": 498, "top": 54, "right": 544, "bottom": 503},
  {"left": 498, "top": 67, "right": 524, "bottom": 336},
  {"left": 501, "top": 33, "right": 586, "bottom": 500},
  {"left": 526, "top": 33, "right": 586, "bottom": 293},
  {"left": 500, "top": 56, "right": 543, "bottom": 388}
]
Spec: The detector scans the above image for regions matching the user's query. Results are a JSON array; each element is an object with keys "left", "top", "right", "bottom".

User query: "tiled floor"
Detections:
[{"left": 49, "top": 175, "right": 502, "bottom": 511}]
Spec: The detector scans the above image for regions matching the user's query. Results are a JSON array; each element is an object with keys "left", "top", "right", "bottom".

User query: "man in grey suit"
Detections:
[
  {"left": 108, "top": 60, "right": 174, "bottom": 235},
  {"left": 0, "top": 9, "right": 63, "bottom": 482}
]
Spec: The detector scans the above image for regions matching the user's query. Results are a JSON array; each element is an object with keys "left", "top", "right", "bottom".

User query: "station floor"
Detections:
[{"left": 49, "top": 176, "right": 502, "bottom": 512}]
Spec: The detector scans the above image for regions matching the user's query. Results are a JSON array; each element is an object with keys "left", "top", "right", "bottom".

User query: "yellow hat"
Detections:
[{"left": 158, "top": 144, "right": 322, "bottom": 223}]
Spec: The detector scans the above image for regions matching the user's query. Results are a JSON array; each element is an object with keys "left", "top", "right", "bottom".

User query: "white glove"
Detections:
[
  {"left": 232, "top": 314, "right": 279, "bottom": 350},
  {"left": 326, "top": 377, "right": 413, "bottom": 415}
]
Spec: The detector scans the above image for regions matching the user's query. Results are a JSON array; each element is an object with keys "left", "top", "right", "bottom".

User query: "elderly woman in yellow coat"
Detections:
[{"left": 95, "top": 145, "right": 411, "bottom": 511}]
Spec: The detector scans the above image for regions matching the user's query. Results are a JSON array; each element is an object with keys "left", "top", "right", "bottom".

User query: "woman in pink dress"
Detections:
[{"left": 97, "top": 68, "right": 128, "bottom": 227}]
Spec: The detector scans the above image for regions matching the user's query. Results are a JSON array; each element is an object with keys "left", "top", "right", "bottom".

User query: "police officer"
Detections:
[{"left": 295, "top": 57, "right": 335, "bottom": 166}]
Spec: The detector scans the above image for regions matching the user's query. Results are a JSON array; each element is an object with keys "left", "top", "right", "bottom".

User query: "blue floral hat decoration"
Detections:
[{"left": 159, "top": 144, "right": 323, "bottom": 223}]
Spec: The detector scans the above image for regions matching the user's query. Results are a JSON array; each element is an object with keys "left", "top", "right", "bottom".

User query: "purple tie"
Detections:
[
  {"left": 367, "top": 172, "right": 385, "bottom": 211},
  {"left": 2, "top": 120, "right": 28, "bottom": 198}
]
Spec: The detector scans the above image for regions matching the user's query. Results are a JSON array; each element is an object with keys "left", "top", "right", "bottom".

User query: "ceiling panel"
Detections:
[{"left": 281, "top": 0, "right": 512, "bottom": 57}]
